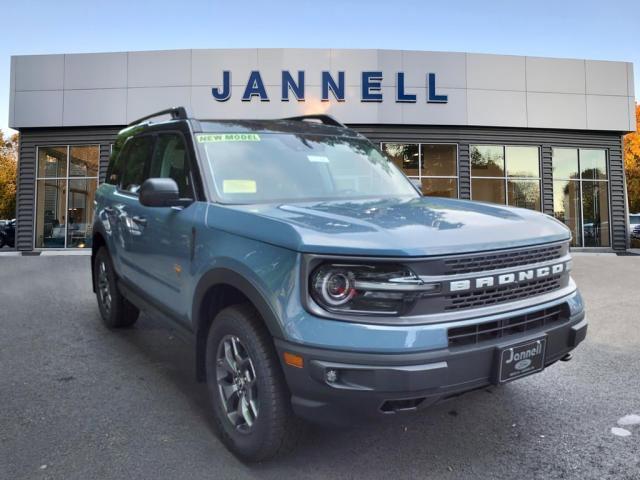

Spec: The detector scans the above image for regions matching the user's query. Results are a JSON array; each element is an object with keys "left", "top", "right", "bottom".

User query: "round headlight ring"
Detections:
[{"left": 319, "top": 270, "right": 356, "bottom": 306}]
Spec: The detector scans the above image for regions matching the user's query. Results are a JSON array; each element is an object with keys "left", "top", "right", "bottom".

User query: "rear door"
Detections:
[{"left": 112, "top": 135, "right": 155, "bottom": 287}]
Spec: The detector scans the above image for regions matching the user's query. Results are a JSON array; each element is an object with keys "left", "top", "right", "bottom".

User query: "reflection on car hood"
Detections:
[{"left": 207, "top": 196, "right": 571, "bottom": 256}]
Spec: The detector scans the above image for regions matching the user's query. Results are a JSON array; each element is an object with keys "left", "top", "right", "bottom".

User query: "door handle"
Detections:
[{"left": 132, "top": 215, "right": 147, "bottom": 226}]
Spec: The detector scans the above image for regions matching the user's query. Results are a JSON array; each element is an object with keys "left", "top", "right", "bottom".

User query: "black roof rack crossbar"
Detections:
[
  {"left": 282, "top": 114, "right": 345, "bottom": 128},
  {"left": 128, "top": 106, "right": 189, "bottom": 126}
]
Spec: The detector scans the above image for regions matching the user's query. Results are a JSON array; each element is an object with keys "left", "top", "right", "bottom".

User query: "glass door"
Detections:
[
  {"left": 552, "top": 148, "right": 610, "bottom": 247},
  {"left": 35, "top": 145, "right": 99, "bottom": 248}
]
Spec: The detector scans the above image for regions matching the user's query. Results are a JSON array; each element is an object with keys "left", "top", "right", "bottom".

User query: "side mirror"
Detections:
[{"left": 139, "top": 178, "right": 182, "bottom": 207}]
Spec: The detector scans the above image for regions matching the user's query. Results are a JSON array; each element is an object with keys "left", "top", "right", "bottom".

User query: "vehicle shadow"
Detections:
[{"left": 109, "top": 310, "right": 541, "bottom": 478}]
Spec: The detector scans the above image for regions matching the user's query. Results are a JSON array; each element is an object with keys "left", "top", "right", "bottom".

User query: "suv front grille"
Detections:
[
  {"left": 447, "top": 305, "right": 565, "bottom": 347},
  {"left": 442, "top": 243, "right": 564, "bottom": 275},
  {"left": 444, "top": 275, "right": 562, "bottom": 311}
]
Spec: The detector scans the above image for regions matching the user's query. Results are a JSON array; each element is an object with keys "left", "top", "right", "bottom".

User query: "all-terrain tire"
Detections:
[
  {"left": 93, "top": 247, "right": 139, "bottom": 328},
  {"left": 206, "top": 304, "right": 301, "bottom": 461}
]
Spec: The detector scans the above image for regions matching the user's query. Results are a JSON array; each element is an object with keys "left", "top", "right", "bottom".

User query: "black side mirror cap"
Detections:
[{"left": 139, "top": 178, "right": 190, "bottom": 208}]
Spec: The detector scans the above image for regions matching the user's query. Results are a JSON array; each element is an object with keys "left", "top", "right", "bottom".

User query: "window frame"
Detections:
[
  {"left": 470, "top": 144, "right": 542, "bottom": 210},
  {"left": 150, "top": 130, "right": 198, "bottom": 201},
  {"left": 551, "top": 146, "right": 611, "bottom": 248},
  {"left": 114, "top": 129, "right": 200, "bottom": 203},
  {"left": 115, "top": 134, "right": 155, "bottom": 198},
  {"left": 33, "top": 144, "right": 100, "bottom": 249},
  {"left": 380, "top": 142, "right": 459, "bottom": 198}
]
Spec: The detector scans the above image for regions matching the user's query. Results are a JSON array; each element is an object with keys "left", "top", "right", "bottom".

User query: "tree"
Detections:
[
  {"left": 624, "top": 104, "right": 640, "bottom": 214},
  {"left": 0, "top": 131, "right": 18, "bottom": 219}
]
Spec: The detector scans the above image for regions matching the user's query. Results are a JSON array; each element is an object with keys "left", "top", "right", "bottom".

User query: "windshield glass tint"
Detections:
[{"left": 196, "top": 133, "right": 419, "bottom": 203}]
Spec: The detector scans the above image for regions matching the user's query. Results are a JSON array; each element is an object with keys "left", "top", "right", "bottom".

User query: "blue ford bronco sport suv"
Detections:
[{"left": 92, "top": 107, "right": 587, "bottom": 461}]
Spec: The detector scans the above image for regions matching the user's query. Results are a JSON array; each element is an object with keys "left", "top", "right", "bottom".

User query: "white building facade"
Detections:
[{"left": 8, "top": 48, "right": 636, "bottom": 251}]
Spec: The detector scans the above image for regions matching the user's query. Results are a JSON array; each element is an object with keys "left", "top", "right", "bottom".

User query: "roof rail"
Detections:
[
  {"left": 128, "top": 106, "right": 189, "bottom": 126},
  {"left": 282, "top": 114, "right": 346, "bottom": 128}
]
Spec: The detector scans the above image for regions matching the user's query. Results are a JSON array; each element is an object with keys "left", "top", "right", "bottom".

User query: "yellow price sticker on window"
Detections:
[
  {"left": 197, "top": 133, "right": 261, "bottom": 143},
  {"left": 222, "top": 179, "right": 257, "bottom": 194}
]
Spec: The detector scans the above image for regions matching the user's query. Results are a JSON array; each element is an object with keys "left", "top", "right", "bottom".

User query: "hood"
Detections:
[{"left": 206, "top": 196, "right": 571, "bottom": 257}]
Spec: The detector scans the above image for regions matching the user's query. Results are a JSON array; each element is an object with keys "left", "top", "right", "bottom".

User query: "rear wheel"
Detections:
[
  {"left": 94, "top": 247, "right": 139, "bottom": 328},
  {"left": 206, "top": 304, "right": 300, "bottom": 461}
]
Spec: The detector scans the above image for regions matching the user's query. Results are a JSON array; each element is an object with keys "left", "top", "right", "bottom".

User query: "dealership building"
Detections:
[{"left": 7, "top": 48, "right": 636, "bottom": 252}]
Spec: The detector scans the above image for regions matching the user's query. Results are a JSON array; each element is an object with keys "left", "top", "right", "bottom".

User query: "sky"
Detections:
[{"left": 1, "top": 0, "right": 639, "bottom": 136}]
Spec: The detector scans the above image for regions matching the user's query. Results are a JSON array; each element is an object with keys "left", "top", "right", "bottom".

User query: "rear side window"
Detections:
[
  {"left": 119, "top": 136, "right": 154, "bottom": 194},
  {"left": 149, "top": 133, "right": 194, "bottom": 198}
]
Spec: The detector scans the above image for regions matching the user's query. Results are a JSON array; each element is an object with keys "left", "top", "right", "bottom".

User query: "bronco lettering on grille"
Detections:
[{"left": 449, "top": 263, "right": 566, "bottom": 292}]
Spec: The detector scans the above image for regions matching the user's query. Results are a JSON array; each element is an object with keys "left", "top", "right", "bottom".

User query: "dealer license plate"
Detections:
[{"left": 498, "top": 338, "right": 546, "bottom": 383}]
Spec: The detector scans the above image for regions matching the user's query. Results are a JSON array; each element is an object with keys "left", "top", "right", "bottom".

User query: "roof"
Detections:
[{"left": 194, "top": 119, "right": 363, "bottom": 137}]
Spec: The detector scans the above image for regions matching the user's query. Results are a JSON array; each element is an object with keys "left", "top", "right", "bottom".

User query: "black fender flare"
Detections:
[
  {"left": 192, "top": 267, "right": 285, "bottom": 381},
  {"left": 90, "top": 222, "right": 110, "bottom": 293}
]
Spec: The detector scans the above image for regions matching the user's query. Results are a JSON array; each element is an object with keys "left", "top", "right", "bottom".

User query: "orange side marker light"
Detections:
[{"left": 283, "top": 352, "right": 304, "bottom": 369}]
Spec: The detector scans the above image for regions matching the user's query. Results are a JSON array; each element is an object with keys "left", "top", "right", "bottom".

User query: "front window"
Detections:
[
  {"left": 470, "top": 145, "right": 541, "bottom": 210},
  {"left": 35, "top": 145, "right": 99, "bottom": 248},
  {"left": 382, "top": 143, "right": 458, "bottom": 198},
  {"left": 197, "top": 133, "right": 418, "bottom": 204}
]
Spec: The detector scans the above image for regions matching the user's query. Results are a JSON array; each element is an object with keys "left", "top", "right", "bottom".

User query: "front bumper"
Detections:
[{"left": 276, "top": 311, "right": 587, "bottom": 425}]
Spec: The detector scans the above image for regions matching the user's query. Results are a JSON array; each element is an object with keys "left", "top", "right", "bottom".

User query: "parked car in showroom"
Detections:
[
  {"left": 0, "top": 219, "right": 16, "bottom": 248},
  {"left": 91, "top": 108, "right": 587, "bottom": 461}
]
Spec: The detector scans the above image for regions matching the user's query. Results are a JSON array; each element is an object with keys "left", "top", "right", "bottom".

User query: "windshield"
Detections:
[
  {"left": 630, "top": 216, "right": 640, "bottom": 225},
  {"left": 196, "top": 132, "right": 419, "bottom": 204}
]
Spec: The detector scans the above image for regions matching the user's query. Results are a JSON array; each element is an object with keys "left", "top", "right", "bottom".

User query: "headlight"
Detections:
[{"left": 310, "top": 263, "right": 440, "bottom": 316}]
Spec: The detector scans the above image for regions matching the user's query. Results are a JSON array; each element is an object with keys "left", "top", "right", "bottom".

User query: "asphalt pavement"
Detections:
[{"left": 1, "top": 254, "right": 639, "bottom": 479}]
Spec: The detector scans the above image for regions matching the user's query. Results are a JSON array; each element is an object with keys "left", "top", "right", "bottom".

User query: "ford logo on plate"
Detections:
[{"left": 515, "top": 359, "right": 532, "bottom": 371}]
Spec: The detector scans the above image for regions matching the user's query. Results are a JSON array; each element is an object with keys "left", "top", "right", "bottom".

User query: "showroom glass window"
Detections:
[
  {"left": 35, "top": 145, "right": 99, "bottom": 248},
  {"left": 470, "top": 145, "right": 541, "bottom": 210},
  {"left": 552, "top": 148, "right": 609, "bottom": 247},
  {"left": 381, "top": 143, "right": 458, "bottom": 198}
]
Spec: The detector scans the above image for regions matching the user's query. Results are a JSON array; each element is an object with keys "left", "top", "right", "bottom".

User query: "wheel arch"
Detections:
[{"left": 192, "top": 268, "right": 285, "bottom": 382}]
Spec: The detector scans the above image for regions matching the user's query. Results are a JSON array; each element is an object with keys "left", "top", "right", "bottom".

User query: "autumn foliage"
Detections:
[
  {"left": 0, "top": 132, "right": 18, "bottom": 219},
  {"left": 624, "top": 104, "right": 640, "bottom": 214}
]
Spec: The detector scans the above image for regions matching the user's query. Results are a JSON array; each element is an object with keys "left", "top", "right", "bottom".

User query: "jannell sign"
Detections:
[{"left": 212, "top": 71, "right": 448, "bottom": 104}]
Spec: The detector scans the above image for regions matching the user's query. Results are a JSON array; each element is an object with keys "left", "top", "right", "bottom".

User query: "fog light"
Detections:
[{"left": 326, "top": 369, "right": 338, "bottom": 383}]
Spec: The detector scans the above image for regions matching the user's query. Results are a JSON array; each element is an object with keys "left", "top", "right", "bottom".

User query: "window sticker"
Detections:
[
  {"left": 222, "top": 179, "right": 257, "bottom": 194},
  {"left": 307, "top": 155, "right": 330, "bottom": 163},
  {"left": 196, "top": 133, "right": 261, "bottom": 143}
]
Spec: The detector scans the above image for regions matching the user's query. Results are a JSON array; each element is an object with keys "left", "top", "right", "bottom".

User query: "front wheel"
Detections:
[{"left": 206, "top": 304, "right": 300, "bottom": 461}]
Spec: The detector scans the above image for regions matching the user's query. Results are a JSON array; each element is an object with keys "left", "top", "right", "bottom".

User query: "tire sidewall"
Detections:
[
  {"left": 205, "top": 309, "right": 280, "bottom": 460},
  {"left": 94, "top": 248, "right": 118, "bottom": 328}
]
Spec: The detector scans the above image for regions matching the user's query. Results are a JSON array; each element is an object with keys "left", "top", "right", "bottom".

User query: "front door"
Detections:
[{"left": 134, "top": 131, "right": 197, "bottom": 321}]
